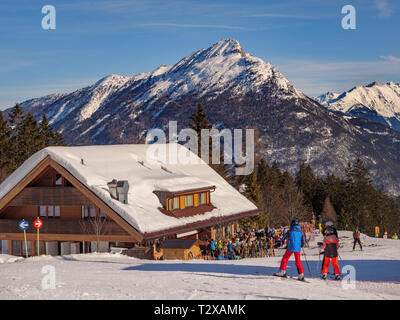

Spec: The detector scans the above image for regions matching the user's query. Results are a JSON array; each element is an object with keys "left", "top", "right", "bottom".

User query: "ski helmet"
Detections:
[
  {"left": 326, "top": 226, "right": 334, "bottom": 235},
  {"left": 325, "top": 221, "right": 334, "bottom": 227},
  {"left": 291, "top": 218, "right": 299, "bottom": 227}
]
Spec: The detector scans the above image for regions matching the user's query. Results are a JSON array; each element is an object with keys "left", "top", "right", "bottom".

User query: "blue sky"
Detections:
[{"left": 0, "top": 0, "right": 399, "bottom": 109}]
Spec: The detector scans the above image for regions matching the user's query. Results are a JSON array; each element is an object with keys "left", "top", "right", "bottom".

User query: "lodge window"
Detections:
[
  {"left": 169, "top": 197, "right": 180, "bottom": 211},
  {"left": 55, "top": 174, "right": 63, "bottom": 186},
  {"left": 200, "top": 192, "right": 207, "bottom": 205},
  {"left": 39, "top": 205, "right": 60, "bottom": 218},
  {"left": 184, "top": 194, "right": 193, "bottom": 207},
  {"left": 81, "top": 205, "right": 106, "bottom": 219},
  {"left": 82, "top": 205, "right": 96, "bottom": 219},
  {"left": 167, "top": 191, "right": 210, "bottom": 211},
  {"left": 54, "top": 174, "right": 72, "bottom": 187}
]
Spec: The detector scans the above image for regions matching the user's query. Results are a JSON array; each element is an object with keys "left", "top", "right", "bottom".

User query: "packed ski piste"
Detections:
[{"left": 1, "top": 218, "right": 399, "bottom": 300}]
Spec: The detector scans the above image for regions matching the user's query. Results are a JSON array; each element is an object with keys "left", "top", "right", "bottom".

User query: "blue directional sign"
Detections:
[{"left": 18, "top": 219, "right": 29, "bottom": 231}]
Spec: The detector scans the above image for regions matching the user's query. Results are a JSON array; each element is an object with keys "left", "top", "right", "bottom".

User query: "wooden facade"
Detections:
[{"left": 0, "top": 156, "right": 141, "bottom": 256}]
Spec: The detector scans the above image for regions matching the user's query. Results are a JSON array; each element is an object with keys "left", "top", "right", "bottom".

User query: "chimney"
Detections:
[
  {"left": 107, "top": 179, "right": 129, "bottom": 204},
  {"left": 116, "top": 180, "right": 129, "bottom": 204},
  {"left": 107, "top": 179, "right": 118, "bottom": 200}
]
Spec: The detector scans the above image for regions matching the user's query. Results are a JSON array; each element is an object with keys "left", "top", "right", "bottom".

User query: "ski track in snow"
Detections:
[{"left": 0, "top": 231, "right": 399, "bottom": 300}]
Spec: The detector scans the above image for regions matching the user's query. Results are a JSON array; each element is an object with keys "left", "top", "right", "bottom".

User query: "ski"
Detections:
[{"left": 272, "top": 274, "right": 310, "bottom": 283}]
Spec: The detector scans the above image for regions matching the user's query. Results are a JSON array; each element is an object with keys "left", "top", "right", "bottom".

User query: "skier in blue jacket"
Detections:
[
  {"left": 210, "top": 240, "right": 216, "bottom": 258},
  {"left": 274, "top": 218, "right": 305, "bottom": 280}
]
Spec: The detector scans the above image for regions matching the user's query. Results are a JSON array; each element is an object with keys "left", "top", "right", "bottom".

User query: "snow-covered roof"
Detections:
[{"left": 0, "top": 144, "right": 257, "bottom": 235}]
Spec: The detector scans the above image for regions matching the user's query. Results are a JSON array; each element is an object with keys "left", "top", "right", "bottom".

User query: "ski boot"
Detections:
[
  {"left": 274, "top": 269, "right": 287, "bottom": 277},
  {"left": 334, "top": 274, "right": 341, "bottom": 281},
  {"left": 298, "top": 273, "right": 305, "bottom": 281},
  {"left": 321, "top": 273, "right": 327, "bottom": 280}
]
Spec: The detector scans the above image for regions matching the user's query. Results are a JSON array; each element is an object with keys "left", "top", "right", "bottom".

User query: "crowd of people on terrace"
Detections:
[{"left": 200, "top": 222, "right": 316, "bottom": 260}]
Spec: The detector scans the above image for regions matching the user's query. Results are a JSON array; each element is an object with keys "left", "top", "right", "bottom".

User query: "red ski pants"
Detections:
[
  {"left": 322, "top": 257, "right": 340, "bottom": 275},
  {"left": 279, "top": 250, "right": 304, "bottom": 274}
]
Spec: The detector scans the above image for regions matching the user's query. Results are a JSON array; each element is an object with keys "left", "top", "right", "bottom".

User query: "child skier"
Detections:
[
  {"left": 274, "top": 218, "right": 305, "bottom": 281},
  {"left": 353, "top": 228, "right": 363, "bottom": 251},
  {"left": 321, "top": 226, "right": 341, "bottom": 280}
]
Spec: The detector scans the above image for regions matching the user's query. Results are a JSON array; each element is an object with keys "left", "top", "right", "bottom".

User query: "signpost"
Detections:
[
  {"left": 18, "top": 219, "right": 29, "bottom": 258},
  {"left": 34, "top": 217, "right": 43, "bottom": 256}
]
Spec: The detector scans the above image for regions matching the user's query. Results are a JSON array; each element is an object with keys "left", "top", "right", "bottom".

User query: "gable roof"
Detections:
[{"left": 0, "top": 144, "right": 258, "bottom": 237}]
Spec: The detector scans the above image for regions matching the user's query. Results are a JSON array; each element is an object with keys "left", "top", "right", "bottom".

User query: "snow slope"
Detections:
[{"left": 0, "top": 231, "right": 399, "bottom": 300}]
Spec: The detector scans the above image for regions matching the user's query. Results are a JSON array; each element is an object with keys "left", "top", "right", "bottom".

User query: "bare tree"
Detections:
[{"left": 79, "top": 211, "right": 109, "bottom": 253}]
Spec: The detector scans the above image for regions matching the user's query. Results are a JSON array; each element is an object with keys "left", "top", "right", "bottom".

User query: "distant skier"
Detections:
[
  {"left": 274, "top": 218, "right": 305, "bottom": 281},
  {"left": 392, "top": 233, "right": 398, "bottom": 240},
  {"left": 317, "top": 215, "right": 323, "bottom": 233},
  {"left": 353, "top": 228, "right": 363, "bottom": 251},
  {"left": 321, "top": 226, "right": 341, "bottom": 280},
  {"left": 210, "top": 239, "right": 216, "bottom": 257}
]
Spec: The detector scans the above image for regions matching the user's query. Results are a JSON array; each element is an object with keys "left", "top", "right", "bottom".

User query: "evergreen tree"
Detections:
[
  {"left": 321, "top": 196, "right": 337, "bottom": 225},
  {"left": 189, "top": 103, "right": 212, "bottom": 159},
  {"left": 188, "top": 103, "right": 229, "bottom": 180},
  {"left": 1, "top": 105, "right": 66, "bottom": 179},
  {"left": 0, "top": 112, "right": 11, "bottom": 181},
  {"left": 39, "top": 114, "right": 66, "bottom": 146},
  {"left": 16, "top": 113, "right": 45, "bottom": 169},
  {"left": 240, "top": 170, "right": 264, "bottom": 229}
]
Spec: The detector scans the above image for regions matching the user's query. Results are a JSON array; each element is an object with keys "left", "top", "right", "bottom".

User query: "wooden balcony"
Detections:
[
  {"left": 8, "top": 187, "right": 92, "bottom": 206},
  {"left": 0, "top": 218, "right": 128, "bottom": 235},
  {"left": 0, "top": 218, "right": 138, "bottom": 242}
]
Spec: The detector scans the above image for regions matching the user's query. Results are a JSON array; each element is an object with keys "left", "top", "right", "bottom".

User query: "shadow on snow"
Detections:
[{"left": 123, "top": 259, "right": 400, "bottom": 282}]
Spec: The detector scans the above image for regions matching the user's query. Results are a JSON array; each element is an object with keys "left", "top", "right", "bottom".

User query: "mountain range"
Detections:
[
  {"left": 315, "top": 81, "right": 400, "bottom": 132},
  {"left": 6, "top": 39, "right": 400, "bottom": 195}
]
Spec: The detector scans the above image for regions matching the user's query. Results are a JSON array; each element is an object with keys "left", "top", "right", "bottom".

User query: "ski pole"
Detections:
[{"left": 302, "top": 248, "right": 312, "bottom": 277}]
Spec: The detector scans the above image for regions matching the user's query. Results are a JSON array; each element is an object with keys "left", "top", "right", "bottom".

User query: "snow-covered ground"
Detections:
[{"left": 1, "top": 231, "right": 399, "bottom": 300}]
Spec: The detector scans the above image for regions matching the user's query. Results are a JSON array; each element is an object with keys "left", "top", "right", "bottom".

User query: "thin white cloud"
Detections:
[
  {"left": 0, "top": 78, "right": 98, "bottom": 110},
  {"left": 135, "top": 22, "right": 251, "bottom": 30},
  {"left": 380, "top": 55, "right": 400, "bottom": 62},
  {"left": 375, "top": 0, "right": 393, "bottom": 18},
  {"left": 271, "top": 56, "right": 400, "bottom": 96},
  {"left": 247, "top": 13, "right": 319, "bottom": 19}
]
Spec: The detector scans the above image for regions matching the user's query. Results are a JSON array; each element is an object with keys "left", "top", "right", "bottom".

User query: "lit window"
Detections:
[
  {"left": 173, "top": 197, "right": 179, "bottom": 209},
  {"left": 185, "top": 194, "right": 193, "bottom": 207},
  {"left": 169, "top": 197, "right": 179, "bottom": 210},
  {"left": 200, "top": 192, "right": 207, "bottom": 205}
]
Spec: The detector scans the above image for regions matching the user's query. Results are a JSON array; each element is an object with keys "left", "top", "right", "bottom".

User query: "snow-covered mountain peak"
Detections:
[
  {"left": 16, "top": 39, "right": 305, "bottom": 128},
  {"left": 315, "top": 81, "right": 400, "bottom": 131},
  {"left": 203, "top": 39, "right": 246, "bottom": 58},
  {"left": 314, "top": 92, "right": 340, "bottom": 106},
  {"left": 94, "top": 74, "right": 131, "bottom": 87},
  {"left": 150, "top": 65, "right": 171, "bottom": 77}
]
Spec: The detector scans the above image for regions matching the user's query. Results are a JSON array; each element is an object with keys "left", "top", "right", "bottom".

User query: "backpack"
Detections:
[{"left": 354, "top": 231, "right": 360, "bottom": 238}]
